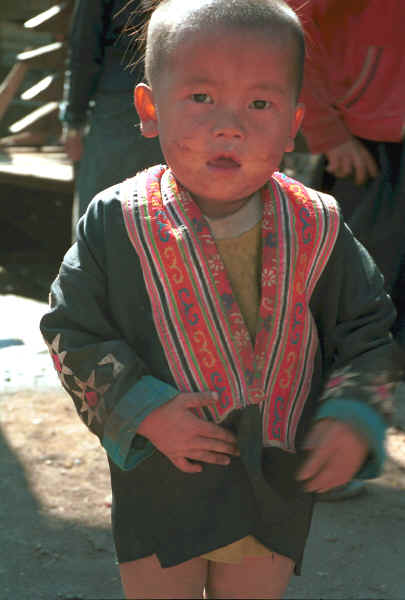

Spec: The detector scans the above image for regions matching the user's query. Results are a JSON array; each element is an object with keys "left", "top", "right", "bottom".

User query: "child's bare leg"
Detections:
[
  {"left": 206, "top": 552, "right": 294, "bottom": 599},
  {"left": 119, "top": 553, "right": 208, "bottom": 599}
]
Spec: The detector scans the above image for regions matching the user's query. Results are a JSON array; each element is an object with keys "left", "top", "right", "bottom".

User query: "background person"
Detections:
[
  {"left": 287, "top": 0, "right": 405, "bottom": 333},
  {"left": 287, "top": 0, "right": 405, "bottom": 501},
  {"left": 61, "top": 0, "right": 164, "bottom": 238}
]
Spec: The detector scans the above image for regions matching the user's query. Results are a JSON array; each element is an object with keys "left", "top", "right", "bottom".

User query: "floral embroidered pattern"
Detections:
[
  {"left": 321, "top": 366, "right": 359, "bottom": 401},
  {"left": 262, "top": 266, "right": 277, "bottom": 287},
  {"left": 364, "top": 372, "right": 397, "bottom": 416},
  {"left": 322, "top": 366, "right": 397, "bottom": 417},
  {"left": 255, "top": 351, "right": 266, "bottom": 372},
  {"left": 208, "top": 254, "right": 225, "bottom": 276},
  {"left": 263, "top": 200, "right": 274, "bottom": 217},
  {"left": 233, "top": 328, "right": 250, "bottom": 350},
  {"left": 122, "top": 166, "right": 341, "bottom": 448}
]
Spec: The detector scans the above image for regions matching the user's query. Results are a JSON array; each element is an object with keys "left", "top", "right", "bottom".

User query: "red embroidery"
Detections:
[{"left": 121, "top": 167, "right": 340, "bottom": 449}]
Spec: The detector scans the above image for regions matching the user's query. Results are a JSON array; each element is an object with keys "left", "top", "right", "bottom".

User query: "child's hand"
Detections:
[
  {"left": 296, "top": 418, "right": 369, "bottom": 493},
  {"left": 61, "top": 127, "right": 84, "bottom": 162},
  {"left": 325, "top": 138, "right": 378, "bottom": 185},
  {"left": 137, "top": 392, "right": 240, "bottom": 473}
]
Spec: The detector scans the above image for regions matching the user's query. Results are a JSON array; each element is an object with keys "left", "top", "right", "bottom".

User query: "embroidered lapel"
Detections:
[{"left": 121, "top": 166, "right": 340, "bottom": 450}]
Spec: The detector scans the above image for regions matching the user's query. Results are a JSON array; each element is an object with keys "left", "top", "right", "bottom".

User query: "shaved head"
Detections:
[{"left": 143, "top": 0, "right": 305, "bottom": 100}]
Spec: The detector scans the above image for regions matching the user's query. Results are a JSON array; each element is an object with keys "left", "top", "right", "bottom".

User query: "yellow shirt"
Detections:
[{"left": 201, "top": 201, "right": 273, "bottom": 563}]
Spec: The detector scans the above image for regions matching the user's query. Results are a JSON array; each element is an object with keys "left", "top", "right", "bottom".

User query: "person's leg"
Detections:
[
  {"left": 119, "top": 553, "right": 208, "bottom": 599},
  {"left": 206, "top": 552, "right": 294, "bottom": 599}
]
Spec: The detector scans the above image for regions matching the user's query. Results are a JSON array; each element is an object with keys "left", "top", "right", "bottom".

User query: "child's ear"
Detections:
[
  {"left": 286, "top": 102, "right": 305, "bottom": 153},
  {"left": 134, "top": 83, "right": 159, "bottom": 138}
]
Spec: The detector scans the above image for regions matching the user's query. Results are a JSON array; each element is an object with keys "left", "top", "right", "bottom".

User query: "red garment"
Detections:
[{"left": 288, "top": 0, "right": 405, "bottom": 153}]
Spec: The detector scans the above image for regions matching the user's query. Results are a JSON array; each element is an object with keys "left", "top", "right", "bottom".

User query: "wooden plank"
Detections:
[{"left": 0, "top": 147, "right": 73, "bottom": 193}]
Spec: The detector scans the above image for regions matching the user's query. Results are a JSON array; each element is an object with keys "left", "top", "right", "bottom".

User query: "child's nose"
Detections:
[{"left": 212, "top": 111, "right": 244, "bottom": 139}]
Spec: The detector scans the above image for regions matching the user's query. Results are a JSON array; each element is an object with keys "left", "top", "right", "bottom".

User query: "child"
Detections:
[{"left": 40, "top": 0, "right": 403, "bottom": 597}]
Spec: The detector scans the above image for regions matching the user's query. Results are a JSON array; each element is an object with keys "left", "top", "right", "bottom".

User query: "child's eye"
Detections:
[
  {"left": 249, "top": 99, "right": 271, "bottom": 110},
  {"left": 191, "top": 93, "right": 213, "bottom": 104}
]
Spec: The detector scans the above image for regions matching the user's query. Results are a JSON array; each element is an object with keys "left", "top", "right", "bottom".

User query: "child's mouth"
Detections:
[{"left": 207, "top": 155, "right": 241, "bottom": 169}]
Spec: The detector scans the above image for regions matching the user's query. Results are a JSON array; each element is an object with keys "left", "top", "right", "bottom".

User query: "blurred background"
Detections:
[{"left": 0, "top": 0, "right": 74, "bottom": 301}]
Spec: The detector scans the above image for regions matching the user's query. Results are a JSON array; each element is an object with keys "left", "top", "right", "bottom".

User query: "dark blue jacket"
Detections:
[{"left": 60, "top": 0, "right": 144, "bottom": 127}]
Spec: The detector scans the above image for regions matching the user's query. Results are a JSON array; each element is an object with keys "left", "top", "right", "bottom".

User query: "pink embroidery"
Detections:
[
  {"left": 86, "top": 390, "right": 98, "bottom": 407},
  {"left": 44, "top": 334, "right": 72, "bottom": 387},
  {"left": 44, "top": 334, "right": 124, "bottom": 426},
  {"left": 121, "top": 167, "right": 340, "bottom": 450},
  {"left": 52, "top": 354, "right": 62, "bottom": 372},
  {"left": 322, "top": 366, "right": 358, "bottom": 401},
  {"left": 364, "top": 373, "right": 396, "bottom": 415}
]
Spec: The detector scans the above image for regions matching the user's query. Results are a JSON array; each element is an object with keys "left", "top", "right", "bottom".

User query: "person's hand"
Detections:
[
  {"left": 61, "top": 127, "right": 84, "bottom": 162},
  {"left": 137, "top": 392, "right": 240, "bottom": 473},
  {"left": 296, "top": 418, "right": 369, "bottom": 493},
  {"left": 325, "top": 138, "right": 378, "bottom": 185}
]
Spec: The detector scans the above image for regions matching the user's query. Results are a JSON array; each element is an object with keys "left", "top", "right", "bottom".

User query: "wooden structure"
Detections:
[
  {"left": 0, "top": 1, "right": 73, "bottom": 146},
  {"left": 0, "top": 1, "right": 75, "bottom": 260}
]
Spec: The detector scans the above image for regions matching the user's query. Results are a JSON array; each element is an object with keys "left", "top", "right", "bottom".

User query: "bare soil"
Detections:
[
  {"left": 1, "top": 389, "right": 405, "bottom": 600},
  {"left": 0, "top": 390, "right": 122, "bottom": 600},
  {"left": 1, "top": 221, "right": 405, "bottom": 599}
]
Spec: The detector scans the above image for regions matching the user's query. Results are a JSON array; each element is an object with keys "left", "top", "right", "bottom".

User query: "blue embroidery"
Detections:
[
  {"left": 291, "top": 302, "right": 304, "bottom": 344},
  {"left": 245, "top": 369, "right": 255, "bottom": 386},
  {"left": 261, "top": 315, "right": 273, "bottom": 331},
  {"left": 178, "top": 288, "right": 199, "bottom": 325},
  {"left": 265, "top": 232, "right": 277, "bottom": 247},
  {"left": 211, "top": 372, "right": 231, "bottom": 408},
  {"left": 221, "top": 293, "right": 234, "bottom": 311},
  {"left": 299, "top": 206, "right": 312, "bottom": 243},
  {"left": 191, "top": 217, "right": 208, "bottom": 233},
  {"left": 156, "top": 210, "right": 170, "bottom": 242},
  {"left": 271, "top": 396, "right": 284, "bottom": 439}
]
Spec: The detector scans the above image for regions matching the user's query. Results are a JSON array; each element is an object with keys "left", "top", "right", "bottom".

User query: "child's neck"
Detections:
[
  {"left": 203, "top": 192, "right": 262, "bottom": 240},
  {"left": 192, "top": 191, "right": 260, "bottom": 220}
]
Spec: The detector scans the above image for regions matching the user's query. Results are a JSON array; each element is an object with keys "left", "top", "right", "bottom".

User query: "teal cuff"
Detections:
[
  {"left": 102, "top": 375, "right": 178, "bottom": 471},
  {"left": 314, "top": 398, "right": 387, "bottom": 479}
]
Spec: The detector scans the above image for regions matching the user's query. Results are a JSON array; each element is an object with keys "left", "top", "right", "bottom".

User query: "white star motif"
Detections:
[
  {"left": 45, "top": 334, "right": 73, "bottom": 387},
  {"left": 72, "top": 370, "right": 110, "bottom": 426},
  {"left": 98, "top": 353, "right": 124, "bottom": 377}
]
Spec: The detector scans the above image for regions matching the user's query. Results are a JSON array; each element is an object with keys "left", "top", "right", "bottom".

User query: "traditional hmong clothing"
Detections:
[{"left": 40, "top": 165, "right": 403, "bottom": 572}]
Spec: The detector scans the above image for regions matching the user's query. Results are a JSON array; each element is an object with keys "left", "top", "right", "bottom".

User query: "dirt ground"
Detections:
[
  {"left": 1, "top": 234, "right": 405, "bottom": 599},
  {"left": 1, "top": 387, "right": 405, "bottom": 600}
]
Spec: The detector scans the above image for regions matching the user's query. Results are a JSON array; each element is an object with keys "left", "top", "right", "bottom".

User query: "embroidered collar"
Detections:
[{"left": 121, "top": 166, "right": 340, "bottom": 450}]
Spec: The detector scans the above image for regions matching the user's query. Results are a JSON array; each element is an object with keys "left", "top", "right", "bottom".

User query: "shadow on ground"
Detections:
[
  {"left": 286, "top": 459, "right": 405, "bottom": 599},
  {"left": 0, "top": 392, "right": 123, "bottom": 600}
]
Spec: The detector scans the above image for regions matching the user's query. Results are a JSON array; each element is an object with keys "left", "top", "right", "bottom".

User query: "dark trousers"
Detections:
[{"left": 322, "top": 139, "right": 405, "bottom": 345}]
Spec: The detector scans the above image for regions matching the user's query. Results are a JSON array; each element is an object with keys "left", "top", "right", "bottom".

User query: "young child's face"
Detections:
[{"left": 136, "top": 25, "right": 304, "bottom": 217}]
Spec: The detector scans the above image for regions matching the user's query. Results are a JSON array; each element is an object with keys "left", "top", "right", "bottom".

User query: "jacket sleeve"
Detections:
[
  {"left": 59, "top": 0, "right": 107, "bottom": 127},
  {"left": 40, "top": 196, "right": 179, "bottom": 470},
  {"left": 288, "top": 0, "right": 352, "bottom": 153},
  {"left": 312, "top": 216, "right": 404, "bottom": 477}
]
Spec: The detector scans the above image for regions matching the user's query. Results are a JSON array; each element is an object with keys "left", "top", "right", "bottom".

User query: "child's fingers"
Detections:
[
  {"left": 183, "top": 391, "right": 219, "bottom": 409},
  {"left": 171, "top": 456, "right": 203, "bottom": 474},
  {"left": 186, "top": 449, "right": 231, "bottom": 466},
  {"left": 299, "top": 422, "right": 326, "bottom": 451},
  {"left": 300, "top": 454, "right": 343, "bottom": 492},
  {"left": 301, "top": 448, "right": 360, "bottom": 492},
  {"left": 297, "top": 442, "right": 333, "bottom": 484},
  {"left": 197, "top": 419, "right": 238, "bottom": 445},
  {"left": 297, "top": 420, "right": 369, "bottom": 492},
  {"left": 297, "top": 420, "right": 340, "bottom": 482},
  {"left": 194, "top": 436, "right": 240, "bottom": 456}
]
